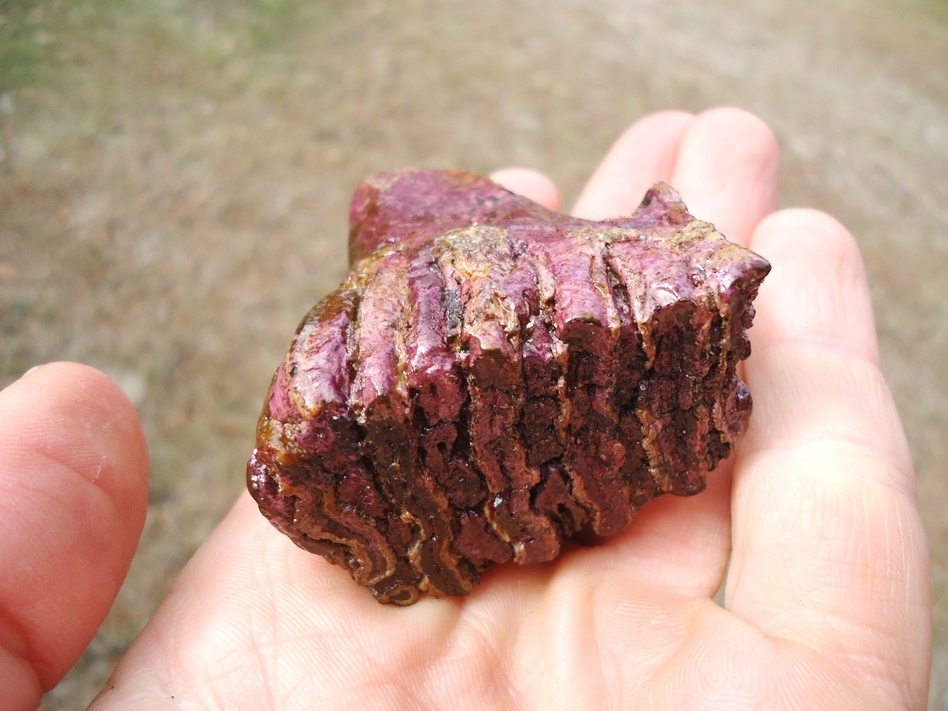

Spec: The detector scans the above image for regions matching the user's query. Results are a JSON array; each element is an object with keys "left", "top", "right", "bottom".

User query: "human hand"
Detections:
[{"left": 1, "top": 108, "right": 931, "bottom": 710}]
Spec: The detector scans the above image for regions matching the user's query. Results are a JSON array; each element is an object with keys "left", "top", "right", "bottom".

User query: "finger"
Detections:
[
  {"left": 91, "top": 494, "right": 470, "bottom": 708},
  {"left": 670, "top": 106, "right": 781, "bottom": 247},
  {"left": 726, "top": 210, "right": 930, "bottom": 707},
  {"left": 489, "top": 167, "right": 561, "bottom": 212},
  {"left": 0, "top": 363, "right": 149, "bottom": 707},
  {"left": 608, "top": 106, "right": 779, "bottom": 595},
  {"left": 572, "top": 109, "right": 780, "bottom": 598},
  {"left": 571, "top": 110, "right": 695, "bottom": 219}
]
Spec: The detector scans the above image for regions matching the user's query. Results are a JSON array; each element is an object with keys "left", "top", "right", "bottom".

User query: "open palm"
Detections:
[{"left": 1, "top": 109, "right": 931, "bottom": 710}]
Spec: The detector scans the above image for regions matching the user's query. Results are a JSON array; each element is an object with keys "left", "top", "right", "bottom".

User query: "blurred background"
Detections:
[{"left": 0, "top": 0, "right": 945, "bottom": 707}]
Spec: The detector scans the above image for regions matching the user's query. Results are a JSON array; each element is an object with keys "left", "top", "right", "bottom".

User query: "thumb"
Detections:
[{"left": 0, "top": 363, "right": 149, "bottom": 710}]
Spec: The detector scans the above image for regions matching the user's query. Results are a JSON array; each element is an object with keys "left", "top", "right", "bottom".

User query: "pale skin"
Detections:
[{"left": 0, "top": 108, "right": 932, "bottom": 709}]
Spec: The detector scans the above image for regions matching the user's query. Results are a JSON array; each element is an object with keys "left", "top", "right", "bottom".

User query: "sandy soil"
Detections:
[{"left": 1, "top": 0, "right": 946, "bottom": 708}]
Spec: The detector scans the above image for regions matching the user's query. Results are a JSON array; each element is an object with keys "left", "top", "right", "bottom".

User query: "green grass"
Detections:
[
  {"left": 0, "top": 1, "right": 48, "bottom": 93},
  {"left": 0, "top": 0, "right": 337, "bottom": 95}
]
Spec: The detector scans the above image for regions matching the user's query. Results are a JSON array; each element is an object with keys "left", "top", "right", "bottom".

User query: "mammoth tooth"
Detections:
[{"left": 247, "top": 169, "right": 770, "bottom": 605}]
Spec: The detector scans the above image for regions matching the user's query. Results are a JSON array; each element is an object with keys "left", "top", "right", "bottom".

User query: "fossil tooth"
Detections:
[{"left": 247, "top": 169, "right": 770, "bottom": 605}]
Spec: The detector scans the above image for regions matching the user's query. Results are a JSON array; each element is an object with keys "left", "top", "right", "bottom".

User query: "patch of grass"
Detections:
[
  {"left": 882, "top": 0, "right": 948, "bottom": 23},
  {"left": 0, "top": 1, "right": 48, "bottom": 93},
  {"left": 242, "top": 0, "right": 338, "bottom": 50},
  {"left": 0, "top": 0, "right": 130, "bottom": 95},
  {"left": 926, "top": 0, "right": 948, "bottom": 23},
  {"left": 0, "top": 0, "right": 339, "bottom": 96},
  {"left": 121, "top": 0, "right": 340, "bottom": 60}
]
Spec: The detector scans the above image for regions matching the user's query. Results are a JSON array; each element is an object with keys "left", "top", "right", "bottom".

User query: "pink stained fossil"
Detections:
[{"left": 247, "top": 169, "right": 770, "bottom": 605}]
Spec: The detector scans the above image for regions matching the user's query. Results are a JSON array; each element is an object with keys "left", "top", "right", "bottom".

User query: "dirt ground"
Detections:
[{"left": 1, "top": 0, "right": 946, "bottom": 707}]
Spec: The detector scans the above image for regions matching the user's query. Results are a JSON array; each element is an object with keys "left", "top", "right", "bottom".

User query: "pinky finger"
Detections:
[{"left": 726, "top": 209, "right": 931, "bottom": 708}]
